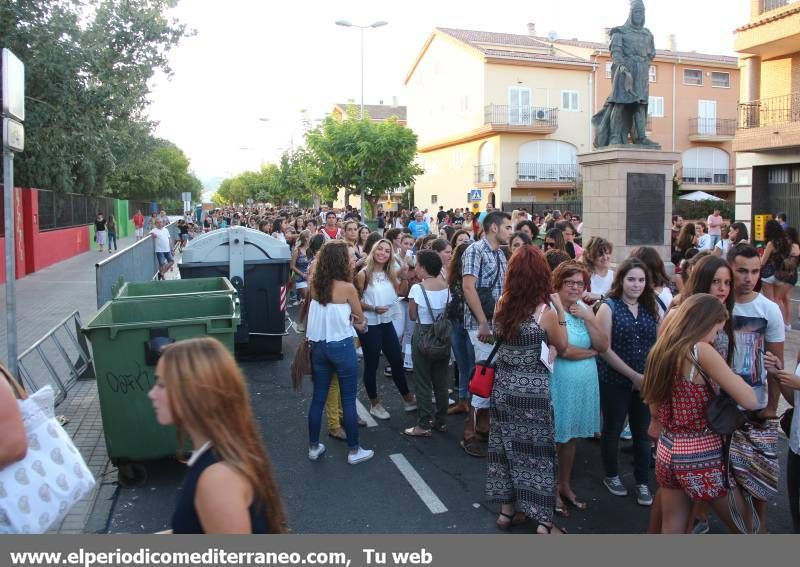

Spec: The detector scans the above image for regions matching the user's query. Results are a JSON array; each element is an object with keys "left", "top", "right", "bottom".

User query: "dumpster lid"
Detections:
[{"left": 180, "top": 227, "right": 290, "bottom": 264}]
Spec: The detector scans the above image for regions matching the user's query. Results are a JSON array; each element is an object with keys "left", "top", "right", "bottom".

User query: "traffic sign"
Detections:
[
  {"left": 469, "top": 189, "right": 482, "bottom": 201},
  {"left": 1, "top": 48, "right": 25, "bottom": 121}
]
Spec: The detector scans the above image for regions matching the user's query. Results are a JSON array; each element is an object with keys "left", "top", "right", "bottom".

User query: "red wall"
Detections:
[
  {"left": 0, "top": 188, "right": 90, "bottom": 283},
  {"left": 0, "top": 187, "right": 27, "bottom": 283}
]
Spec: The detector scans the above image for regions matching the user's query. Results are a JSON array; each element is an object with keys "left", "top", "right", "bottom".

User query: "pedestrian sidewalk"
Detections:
[{"left": 0, "top": 232, "right": 179, "bottom": 533}]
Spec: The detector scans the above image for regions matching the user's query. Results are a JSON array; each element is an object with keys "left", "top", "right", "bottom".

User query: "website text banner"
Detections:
[{"left": 0, "top": 535, "right": 787, "bottom": 567}]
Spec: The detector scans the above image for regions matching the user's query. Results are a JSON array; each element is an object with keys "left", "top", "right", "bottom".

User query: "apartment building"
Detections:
[
  {"left": 405, "top": 26, "right": 740, "bottom": 213},
  {"left": 550, "top": 35, "right": 740, "bottom": 199},
  {"left": 733, "top": 0, "right": 800, "bottom": 235},
  {"left": 405, "top": 27, "right": 596, "bottom": 211}
]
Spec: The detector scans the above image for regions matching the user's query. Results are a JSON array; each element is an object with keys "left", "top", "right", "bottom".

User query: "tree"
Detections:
[
  {"left": 306, "top": 110, "right": 422, "bottom": 218},
  {"left": 0, "top": 0, "right": 190, "bottom": 194}
]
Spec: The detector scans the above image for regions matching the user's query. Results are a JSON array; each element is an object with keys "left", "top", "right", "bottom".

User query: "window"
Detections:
[
  {"left": 431, "top": 195, "right": 438, "bottom": 205},
  {"left": 684, "top": 69, "right": 703, "bottom": 86},
  {"left": 518, "top": 140, "right": 578, "bottom": 181},
  {"left": 711, "top": 72, "right": 730, "bottom": 88},
  {"left": 649, "top": 65, "right": 657, "bottom": 83},
  {"left": 605, "top": 62, "right": 613, "bottom": 79},
  {"left": 647, "top": 96, "right": 664, "bottom": 118},
  {"left": 560, "top": 91, "right": 579, "bottom": 112}
]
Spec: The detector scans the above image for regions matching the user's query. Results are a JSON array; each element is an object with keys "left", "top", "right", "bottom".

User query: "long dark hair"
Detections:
[
  {"left": 679, "top": 255, "right": 735, "bottom": 363},
  {"left": 675, "top": 223, "right": 696, "bottom": 255},
  {"left": 608, "top": 258, "right": 659, "bottom": 321},
  {"left": 447, "top": 242, "right": 471, "bottom": 288},
  {"left": 629, "top": 246, "right": 671, "bottom": 288},
  {"left": 766, "top": 219, "right": 791, "bottom": 257},
  {"left": 730, "top": 222, "right": 749, "bottom": 244},
  {"left": 494, "top": 245, "right": 552, "bottom": 340},
  {"left": 312, "top": 241, "right": 352, "bottom": 305}
]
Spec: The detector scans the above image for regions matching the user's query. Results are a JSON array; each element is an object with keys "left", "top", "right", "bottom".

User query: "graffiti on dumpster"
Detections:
[{"left": 104, "top": 363, "right": 154, "bottom": 395}]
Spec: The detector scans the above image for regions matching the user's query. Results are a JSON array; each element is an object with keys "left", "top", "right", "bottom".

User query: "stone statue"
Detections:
[{"left": 592, "top": 0, "right": 660, "bottom": 149}]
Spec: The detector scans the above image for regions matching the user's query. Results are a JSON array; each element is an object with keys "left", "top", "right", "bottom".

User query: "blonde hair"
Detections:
[
  {"left": 360, "top": 238, "right": 399, "bottom": 294},
  {"left": 159, "top": 338, "right": 286, "bottom": 533},
  {"left": 642, "top": 294, "right": 728, "bottom": 406}
]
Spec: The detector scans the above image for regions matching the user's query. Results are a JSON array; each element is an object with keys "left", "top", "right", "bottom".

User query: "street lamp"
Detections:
[{"left": 335, "top": 19, "right": 388, "bottom": 221}]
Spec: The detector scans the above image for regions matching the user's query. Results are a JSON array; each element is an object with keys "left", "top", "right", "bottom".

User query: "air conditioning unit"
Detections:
[
  {"left": 535, "top": 109, "right": 548, "bottom": 121},
  {"left": 488, "top": 173, "right": 495, "bottom": 182}
]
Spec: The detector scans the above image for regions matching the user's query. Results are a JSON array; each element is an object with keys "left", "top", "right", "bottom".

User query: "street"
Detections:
[{"left": 100, "top": 315, "right": 795, "bottom": 535}]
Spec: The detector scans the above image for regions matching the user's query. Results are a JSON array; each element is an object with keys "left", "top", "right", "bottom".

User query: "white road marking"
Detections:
[
  {"left": 389, "top": 453, "right": 448, "bottom": 514},
  {"left": 355, "top": 399, "right": 378, "bottom": 428}
]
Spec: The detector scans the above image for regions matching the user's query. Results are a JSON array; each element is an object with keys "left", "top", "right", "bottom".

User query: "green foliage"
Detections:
[
  {"left": 0, "top": 0, "right": 191, "bottom": 197},
  {"left": 215, "top": 147, "right": 333, "bottom": 207},
  {"left": 674, "top": 199, "right": 734, "bottom": 221},
  {"left": 306, "top": 109, "right": 422, "bottom": 218}
]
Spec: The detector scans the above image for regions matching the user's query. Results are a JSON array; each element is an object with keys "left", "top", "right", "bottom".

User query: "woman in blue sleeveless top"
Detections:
[{"left": 149, "top": 337, "right": 286, "bottom": 533}]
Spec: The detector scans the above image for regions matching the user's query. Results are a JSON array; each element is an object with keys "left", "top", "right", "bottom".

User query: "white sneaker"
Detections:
[
  {"left": 308, "top": 443, "right": 326, "bottom": 461},
  {"left": 347, "top": 447, "right": 374, "bottom": 465},
  {"left": 785, "top": 323, "right": 792, "bottom": 332},
  {"left": 369, "top": 403, "right": 391, "bottom": 420},
  {"left": 404, "top": 399, "right": 417, "bottom": 412}
]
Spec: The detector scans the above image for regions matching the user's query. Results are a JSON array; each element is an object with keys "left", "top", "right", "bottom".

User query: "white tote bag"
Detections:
[{"left": 0, "top": 386, "right": 96, "bottom": 533}]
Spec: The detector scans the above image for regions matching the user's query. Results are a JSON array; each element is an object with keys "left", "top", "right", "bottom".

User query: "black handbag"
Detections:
[{"left": 690, "top": 348, "right": 745, "bottom": 435}]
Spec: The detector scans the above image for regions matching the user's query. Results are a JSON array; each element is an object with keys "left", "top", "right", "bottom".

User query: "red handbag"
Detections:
[{"left": 468, "top": 341, "right": 502, "bottom": 398}]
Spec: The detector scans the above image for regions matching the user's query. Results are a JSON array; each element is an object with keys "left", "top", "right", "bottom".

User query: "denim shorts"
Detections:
[{"left": 156, "top": 251, "right": 174, "bottom": 266}]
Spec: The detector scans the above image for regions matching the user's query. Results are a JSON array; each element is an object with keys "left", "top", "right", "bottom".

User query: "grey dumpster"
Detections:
[{"left": 179, "top": 226, "right": 291, "bottom": 358}]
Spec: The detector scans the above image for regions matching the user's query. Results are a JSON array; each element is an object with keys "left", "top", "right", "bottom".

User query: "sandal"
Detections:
[
  {"left": 560, "top": 493, "right": 588, "bottom": 511},
  {"left": 495, "top": 511, "right": 527, "bottom": 532},
  {"left": 402, "top": 426, "right": 432, "bottom": 438},
  {"left": 460, "top": 438, "right": 487, "bottom": 458},
  {"left": 536, "top": 522, "right": 567, "bottom": 535},
  {"left": 555, "top": 499, "right": 570, "bottom": 518}
]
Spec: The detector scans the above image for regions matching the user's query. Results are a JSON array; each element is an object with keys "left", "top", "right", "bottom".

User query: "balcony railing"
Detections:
[
  {"left": 474, "top": 164, "right": 495, "bottom": 184},
  {"left": 738, "top": 92, "right": 800, "bottom": 129},
  {"left": 484, "top": 104, "right": 559, "bottom": 129},
  {"left": 680, "top": 168, "right": 735, "bottom": 186},
  {"left": 517, "top": 163, "right": 579, "bottom": 182},
  {"left": 760, "top": 0, "right": 798, "bottom": 14},
  {"left": 689, "top": 118, "right": 737, "bottom": 137}
]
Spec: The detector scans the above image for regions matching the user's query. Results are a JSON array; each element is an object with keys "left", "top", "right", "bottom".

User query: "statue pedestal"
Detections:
[{"left": 578, "top": 147, "right": 679, "bottom": 264}]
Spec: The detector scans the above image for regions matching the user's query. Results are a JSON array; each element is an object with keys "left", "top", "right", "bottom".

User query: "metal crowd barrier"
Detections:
[
  {"left": 17, "top": 310, "right": 94, "bottom": 406},
  {"left": 95, "top": 220, "right": 178, "bottom": 308}
]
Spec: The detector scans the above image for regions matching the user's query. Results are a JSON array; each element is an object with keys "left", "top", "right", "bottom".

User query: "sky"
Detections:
[{"left": 146, "top": 0, "right": 751, "bottom": 195}]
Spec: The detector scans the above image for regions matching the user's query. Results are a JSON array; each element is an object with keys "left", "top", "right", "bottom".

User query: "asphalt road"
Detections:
[{"left": 100, "top": 313, "right": 795, "bottom": 535}]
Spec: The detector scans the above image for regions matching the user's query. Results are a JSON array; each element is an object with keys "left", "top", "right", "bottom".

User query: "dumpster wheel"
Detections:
[{"left": 117, "top": 462, "right": 148, "bottom": 488}]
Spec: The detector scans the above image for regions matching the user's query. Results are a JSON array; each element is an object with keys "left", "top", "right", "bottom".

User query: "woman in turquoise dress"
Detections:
[{"left": 550, "top": 261, "right": 608, "bottom": 515}]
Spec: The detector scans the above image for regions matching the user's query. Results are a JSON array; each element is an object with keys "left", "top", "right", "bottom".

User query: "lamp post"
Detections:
[{"left": 335, "top": 19, "right": 388, "bottom": 221}]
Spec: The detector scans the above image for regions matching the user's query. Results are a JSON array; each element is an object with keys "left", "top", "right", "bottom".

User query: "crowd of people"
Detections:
[
  {"left": 8, "top": 201, "right": 797, "bottom": 535},
  {"left": 277, "top": 203, "right": 798, "bottom": 535}
]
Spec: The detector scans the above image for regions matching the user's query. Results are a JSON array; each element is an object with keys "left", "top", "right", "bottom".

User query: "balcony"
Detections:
[
  {"left": 484, "top": 104, "right": 558, "bottom": 133},
  {"left": 516, "top": 163, "right": 579, "bottom": 187},
  {"left": 735, "top": 92, "right": 800, "bottom": 152},
  {"left": 688, "top": 118, "right": 737, "bottom": 142},
  {"left": 736, "top": 1, "right": 800, "bottom": 58},
  {"left": 474, "top": 164, "right": 496, "bottom": 187},
  {"left": 679, "top": 168, "right": 735, "bottom": 188}
]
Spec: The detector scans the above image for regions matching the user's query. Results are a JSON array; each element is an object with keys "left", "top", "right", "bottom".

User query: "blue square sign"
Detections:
[{"left": 469, "top": 189, "right": 482, "bottom": 201}]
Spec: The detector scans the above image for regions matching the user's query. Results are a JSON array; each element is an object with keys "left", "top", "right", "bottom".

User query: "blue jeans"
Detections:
[
  {"left": 308, "top": 338, "right": 359, "bottom": 449},
  {"left": 359, "top": 322, "right": 409, "bottom": 400},
  {"left": 709, "top": 234, "right": 721, "bottom": 248},
  {"left": 450, "top": 324, "right": 475, "bottom": 400}
]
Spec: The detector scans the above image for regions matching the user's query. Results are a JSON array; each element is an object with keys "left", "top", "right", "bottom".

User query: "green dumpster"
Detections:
[
  {"left": 82, "top": 294, "right": 239, "bottom": 486},
  {"left": 113, "top": 276, "right": 237, "bottom": 301}
]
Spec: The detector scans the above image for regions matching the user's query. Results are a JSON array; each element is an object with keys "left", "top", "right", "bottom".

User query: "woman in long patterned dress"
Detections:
[{"left": 486, "top": 245, "right": 568, "bottom": 534}]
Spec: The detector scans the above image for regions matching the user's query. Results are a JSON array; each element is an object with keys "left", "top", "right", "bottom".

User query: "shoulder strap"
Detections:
[
  {"left": 489, "top": 250, "right": 502, "bottom": 288},
  {"left": 419, "top": 285, "right": 435, "bottom": 318},
  {"left": 535, "top": 304, "right": 548, "bottom": 326},
  {"left": 2, "top": 369, "right": 27, "bottom": 400},
  {"left": 655, "top": 294, "right": 667, "bottom": 312},
  {"left": 688, "top": 344, "right": 713, "bottom": 390}
]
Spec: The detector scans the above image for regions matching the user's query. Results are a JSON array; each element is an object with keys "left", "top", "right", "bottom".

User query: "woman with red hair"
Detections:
[{"left": 486, "top": 245, "right": 568, "bottom": 534}]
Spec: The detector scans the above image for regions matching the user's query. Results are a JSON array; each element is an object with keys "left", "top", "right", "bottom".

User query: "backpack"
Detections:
[{"left": 414, "top": 286, "right": 452, "bottom": 361}]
